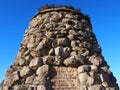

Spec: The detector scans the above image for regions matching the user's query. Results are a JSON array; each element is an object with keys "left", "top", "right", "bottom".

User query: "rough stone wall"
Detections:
[{"left": 0, "top": 6, "right": 119, "bottom": 90}]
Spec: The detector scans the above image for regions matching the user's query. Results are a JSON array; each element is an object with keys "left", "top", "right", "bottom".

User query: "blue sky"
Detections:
[{"left": 0, "top": 0, "right": 120, "bottom": 86}]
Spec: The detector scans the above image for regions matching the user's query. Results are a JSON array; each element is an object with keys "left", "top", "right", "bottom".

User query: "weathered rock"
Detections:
[
  {"left": 102, "top": 82, "right": 109, "bottom": 87},
  {"left": 29, "top": 57, "right": 43, "bottom": 67},
  {"left": 13, "top": 85, "right": 29, "bottom": 90},
  {"left": 78, "top": 72, "right": 88, "bottom": 85},
  {"left": 62, "top": 47, "right": 71, "bottom": 58},
  {"left": 5, "top": 67, "right": 14, "bottom": 76},
  {"left": 18, "top": 58, "right": 26, "bottom": 66},
  {"left": 87, "top": 76, "right": 94, "bottom": 86},
  {"left": 63, "top": 56, "right": 77, "bottom": 67},
  {"left": 33, "top": 76, "right": 47, "bottom": 85},
  {"left": 71, "top": 40, "right": 77, "bottom": 48},
  {"left": 25, "top": 75, "right": 34, "bottom": 84},
  {"left": 67, "top": 34, "right": 74, "bottom": 41},
  {"left": 48, "top": 48, "right": 54, "bottom": 55},
  {"left": 20, "top": 66, "right": 32, "bottom": 78},
  {"left": 88, "top": 85, "right": 104, "bottom": 90},
  {"left": 78, "top": 48, "right": 89, "bottom": 56},
  {"left": 57, "top": 38, "right": 69, "bottom": 46},
  {"left": 43, "top": 55, "right": 55, "bottom": 64},
  {"left": 37, "top": 85, "right": 46, "bottom": 90},
  {"left": 90, "top": 65, "right": 98, "bottom": 73},
  {"left": 4, "top": 71, "right": 20, "bottom": 87},
  {"left": 36, "top": 65, "right": 49, "bottom": 77},
  {"left": 89, "top": 55, "right": 103, "bottom": 66},
  {"left": 54, "top": 46, "right": 63, "bottom": 56},
  {"left": 78, "top": 65, "right": 89, "bottom": 73}
]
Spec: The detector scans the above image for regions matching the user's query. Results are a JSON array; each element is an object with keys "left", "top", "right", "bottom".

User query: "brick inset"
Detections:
[{"left": 49, "top": 66, "right": 78, "bottom": 90}]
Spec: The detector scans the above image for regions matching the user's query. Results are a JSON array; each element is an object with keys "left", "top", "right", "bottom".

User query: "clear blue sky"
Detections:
[{"left": 0, "top": 0, "right": 120, "bottom": 86}]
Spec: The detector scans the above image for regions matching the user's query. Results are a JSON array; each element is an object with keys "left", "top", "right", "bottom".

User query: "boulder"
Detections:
[
  {"left": 33, "top": 76, "right": 47, "bottom": 85},
  {"left": 89, "top": 55, "right": 103, "bottom": 66},
  {"left": 43, "top": 56, "right": 55, "bottom": 64},
  {"left": 25, "top": 75, "right": 34, "bottom": 84},
  {"left": 78, "top": 65, "right": 89, "bottom": 73},
  {"left": 78, "top": 72, "right": 88, "bottom": 85},
  {"left": 88, "top": 85, "right": 104, "bottom": 90},
  {"left": 71, "top": 40, "right": 77, "bottom": 48},
  {"left": 37, "top": 85, "right": 46, "bottom": 90},
  {"left": 54, "top": 47, "right": 63, "bottom": 56},
  {"left": 57, "top": 38, "right": 69, "bottom": 46},
  {"left": 36, "top": 65, "right": 49, "bottom": 77},
  {"left": 29, "top": 57, "right": 43, "bottom": 67},
  {"left": 63, "top": 56, "right": 77, "bottom": 67},
  {"left": 20, "top": 66, "right": 32, "bottom": 78}
]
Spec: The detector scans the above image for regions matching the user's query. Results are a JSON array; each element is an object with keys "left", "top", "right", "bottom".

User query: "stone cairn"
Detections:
[{"left": 0, "top": 5, "right": 119, "bottom": 90}]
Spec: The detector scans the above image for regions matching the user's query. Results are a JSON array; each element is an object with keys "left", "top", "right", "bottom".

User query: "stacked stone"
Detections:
[{"left": 0, "top": 6, "right": 119, "bottom": 90}]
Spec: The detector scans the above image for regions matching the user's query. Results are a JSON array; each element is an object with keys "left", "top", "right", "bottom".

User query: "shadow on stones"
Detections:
[{"left": 48, "top": 65, "right": 57, "bottom": 90}]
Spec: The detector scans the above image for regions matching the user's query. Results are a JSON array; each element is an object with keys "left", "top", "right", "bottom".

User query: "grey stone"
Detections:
[
  {"left": 87, "top": 76, "right": 94, "bottom": 86},
  {"left": 33, "top": 76, "right": 47, "bottom": 85},
  {"left": 62, "top": 47, "right": 71, "bottom": 58},
  {"left": 18, "top": 58, "right": 25, "bottom": 66},
  {"left": 65, "top": 14, "right": 74, "bottom": 18},
  {"left": 90, "top": 65, "right": 98, "bottom": 73},
  {"left": 63, "top": 56, "right": 77, "bottom": 67},
  {"left": 54, "top": 47, "right": 63, "bottom": 56},
  {"left": 102, "top": 82, "right": 109, "bottom": 88},
  {"left": 5, "top": 67, "right": 14, "bottom": 76},
  {"left": 89, "top": 55, "right": 103, "bottom": 66},
  {"left": 74, "top": 55, "right": 85, "bottom": 64},
  {"left": 36, "top": 65, "right": 49, "bottom": 77},
  {"left": 12, "top": 71, "right": 20, "bottom": 82},
  {"left": 101, "top": 66, "right": 109, "bottom": 73},
  {"left": 24, "top": 54, "right": 33, "bottom": 61},
  {"left": 25, "top": 75, "right": 34, "bottom": 84},
  {"left": 57, "top": 38, "right": 69, "bottom": 46},
  {"left": 15, "top": 85, "right": 29, "bottom": 90},
  {"left": 4, "top": 76, "right": 13, "bottom": 87},
  {"left": 62, "top": 18, "right": 69, "bottom": 23},
  {"left": 80, "top": 41, "right": 91, "bottom": 48},
  {"left": 29, "top": 57, "right": 43, "bottom": 67},
  {"left": 70, "top": 51, "right": 77, "bottom": 56},
  {"left": 54, "top": 57, "right": 62, "bottom": 65},
  {"left": 78, "top": 48, "right": 89, "bottom": 57},
  {"left": 37, "top": 85, "right": 46, "bottom": 90},
  {"left": 88, "top": 85, "right": 104, "bottom": 90},
  {"left": 48, "top": 48, "right": 54, "bottom": 55},
  {"left": 24, "top": 50, "right": 30, "bottom": 56},
  {"left": 65, "top": 24, "right": 72, "bottom": 29},
  {"left": 20, "top": 66, "right": 32, "bottom": 78},
  {"left": 67, "top": 34, "right": 74, "bottom": 41},
  {"left": 2, "top": 86, "right": 9, "bottom": 90},
  {"left": 45, "top": 23, "right": 55, "bottom": 29},
  {"left": 78, "top": 65, "right": 89, "bottom": 74},
  {"left": 69, "top": 30, "right": 77, "bottom": 35},
  {"left": 27, "top": 42, "right": 36, "bottom": 50},
  {"left": 45, "top": 31, "right": 54, "bottom": 38},
  {"left": 71, "top": 40, "right": 77, "bottom": 48},
  {"left": 4, "top": 71, "right": 20, "bottom": 87},
  {"left": 78, "top": 72, "right": 88, "bottom": 85},
  {"left": 31, "top": 48, "right": 47, "bottom": 57},
  {"left": 43, "top": 55, "right": 55, "bottom": 64}
]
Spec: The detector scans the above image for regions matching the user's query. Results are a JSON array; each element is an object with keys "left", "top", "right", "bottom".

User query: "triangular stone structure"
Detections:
[{"left": 0, "top": 5, "right": 119, "bottom": 90}]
